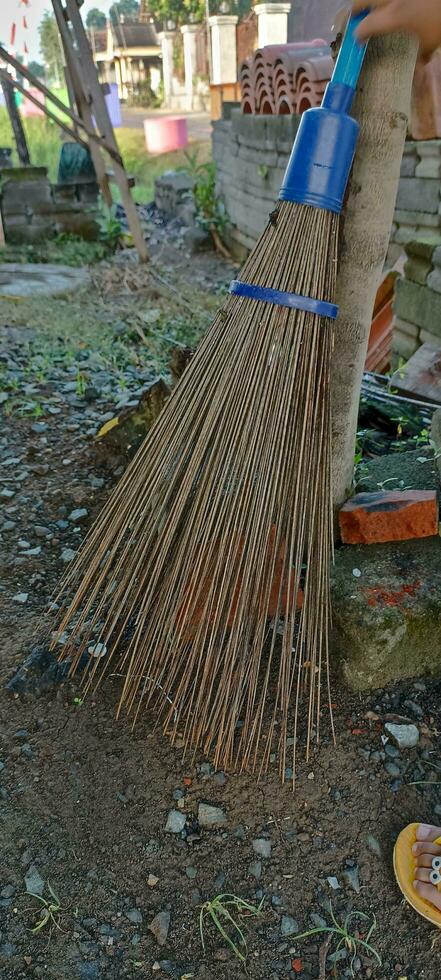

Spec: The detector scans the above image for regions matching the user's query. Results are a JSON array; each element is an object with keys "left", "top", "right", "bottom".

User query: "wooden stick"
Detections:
[
  {"left": 0, "top": 73, "right": 30, "bottom": 165},
  {"left": 0, "top": 68, "right": 89, "bottom": 150},
  {"left": 63, "top": 0, "right": 148, "bottom": 263},
  {"left": 52, "top": 0, "right": 113, "bottom": 207}
]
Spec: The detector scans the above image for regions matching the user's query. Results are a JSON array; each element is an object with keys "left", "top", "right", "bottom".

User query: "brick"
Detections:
[
  {"left": 177, "top": 527, "right": 304, "bottom": 641},
  {"left": 415, "top": 141, "right": 441, "bottom": 178},
  {"left": 391, "top": 331, "right": 419, "bottom": 361},
  {"left": 394, "top": 208, "right": 440, "bottom": 228},
  {"left": 394, "top": 278, "right": 441, "bottom": 336},
  {"left": 405, "top": 235, "right": 441, "bottom": 260},
  {"left": 403, "top": 255, "right": 432, "bottom": 284},
  {"left": 339, "top": 490, "right": 438, "bottom": 545},
  {"left": 427, "top": 268, "right": 441, "bottom": 294},
  {"left": 420, "top": 328, "right": 441, "bottom": 345},
  {"left": 400, "top": 144, "right": 418, "bottom": 177},
  {"left": 395, "top": 177, "right": 440, "bottom": 214},
  {"left": 391, "top": 316, "right": 419, "bottom": 339}
]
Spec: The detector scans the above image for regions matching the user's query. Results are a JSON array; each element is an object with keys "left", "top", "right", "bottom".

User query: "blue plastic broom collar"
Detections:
[
  {"left": 229, "top": 280, "right": 339, "bottom": 319},
  {"left": 278, "top": 10, "right": 369, "bottom": 214}
]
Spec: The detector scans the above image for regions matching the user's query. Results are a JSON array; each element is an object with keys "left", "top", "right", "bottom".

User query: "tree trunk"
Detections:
[{"left": 331, "top": 34, "right": 418, "bottom": 510}]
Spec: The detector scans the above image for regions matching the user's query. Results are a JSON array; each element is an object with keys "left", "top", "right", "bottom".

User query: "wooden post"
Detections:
[
  {"left": 63, "top": 0, "right": 149, "bottom": 263},
  {"left": 1, "top": 74, "right": 30, "bottom": 165},
  {"left": 52, "top": 0, "right": 113, "bottom": 207}
]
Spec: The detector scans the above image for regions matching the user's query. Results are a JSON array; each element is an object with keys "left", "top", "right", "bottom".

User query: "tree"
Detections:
[
  {"left": 28, "top": 60, "right": 45, "bottom": 79},
  {"left": 331, "top": 34, "right": 418, "bottom": 509},
  {"left": 109, "top": 0, "right": 140, "bottom": 24},
  {"left": 86, "top": 8, "right": 107, "bottom": 29},
  {"left": 38, "top": 11, "right": 64, "bottom": 87}
]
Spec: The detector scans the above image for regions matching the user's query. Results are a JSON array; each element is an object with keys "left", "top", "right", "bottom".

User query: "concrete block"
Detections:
[
  {"left": 391, "top": 315, "right": 419, "bottom": 339},
  {"left": 420, "top": 328, "right": 441, "bottom": 345},
  {"left": 404, "top": 255, "right": 432, "bottom": 284},
  {"left": 395, "top": 177, "right": 440, "bottom": 215},
  {"left": 332, "top": 537, "right": 441, "bottom": 691},
  {"left": 339, "top": 490, "right": 438, "bottom": 545},
  {"left": 393, "top": 224, "right": 419, "bottom": 245},
  {"left": 394, "top": 278, "right": 441, "bottom": 336},
  {"left": 394, "top": 208, "right": 441, "bottom": 228},
  {"left": 415, "top": 140, "right": 441, "bottom": 178},
  {"left": 400, "top": 143, "right": 418, "bottom": 177},
  {"left": 405, "top": 234, "right": 441, "bottom": 260},
  {"left": 427, "top": 268, "right": 441, "bottom": 294},
  {"left": 391, "top": 330, "right": 420, "bottom": 360}
]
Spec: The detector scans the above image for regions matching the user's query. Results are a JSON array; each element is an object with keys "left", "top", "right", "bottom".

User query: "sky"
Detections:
[{"left": 2, "top": 0, "right": 113, "bottom": 62}]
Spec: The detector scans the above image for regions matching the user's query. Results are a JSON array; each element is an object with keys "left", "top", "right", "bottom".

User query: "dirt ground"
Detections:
[{"left": 0, "top": 238, "right": 440, "bottom": 980}]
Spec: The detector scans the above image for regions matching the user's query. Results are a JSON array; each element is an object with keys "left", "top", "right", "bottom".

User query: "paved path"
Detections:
[{"left": 120, "top": 106, "right": 212, "bottom": 143}]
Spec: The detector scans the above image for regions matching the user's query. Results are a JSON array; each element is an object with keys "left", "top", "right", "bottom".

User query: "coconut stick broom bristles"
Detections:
[{"left": 51, "top": 15, "right": 369, "bottom": 784}]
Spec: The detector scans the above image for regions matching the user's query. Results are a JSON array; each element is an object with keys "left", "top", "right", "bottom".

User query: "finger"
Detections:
[
  {"left": 355, "top": 6, "right": 406, "bottom": 42},
  {"left": 352, "top": 0, "right": 389, "bottom": 11},
  {"left": 414, "top": 867, "right": 432, "bottom": 883},
  {"left": 412, "top": 842, "right": 441, "bottom": 857},
  {"left": 413, "top": 880, "right": 441, "bottom": 910},
  {"left": 416, "top": 855, "right": 439, "bottom": 869},
  {"left": 416, "top": 824, "right": 441, "bottom": 843}
]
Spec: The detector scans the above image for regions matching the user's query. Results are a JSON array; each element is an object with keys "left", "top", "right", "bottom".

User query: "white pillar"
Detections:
[
  {"left": 158, "top": 30, "right": 175, "bottom": 105},
  {"left": 254, "top": 3, "right": 291, "bottom": 47},
  {"left": 181, "top": 24, "right": 199, "bottom": 110},
  {"left": 209, "top": 14, "right": 238, "bottom": 85}
]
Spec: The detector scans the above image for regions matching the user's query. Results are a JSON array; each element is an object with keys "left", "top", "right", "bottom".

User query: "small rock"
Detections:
[
  {"left": 61, "top": 548, "right": 76, "bottom": 562},
  {"left": 343, "top": 866, "right": 360, "bottom": 893},
  {"left": 214, "top": 871, "right": 226, "bottom": 890},
  {"left": 1, "top": 885, "right": 15, "bottom": 899},
  {"left": 25, "top": 865, "right": 44, "bottom": 896},
  {"left": 327, "top": 876, "right": 341, "bottom": 890},
  {"left": 198, "top": 802, "right": 227, "bottom": 827},
  {"left": 68, "top": 508, "right": 88, "bottom": 523},
  {"left": 185, "top": 867, "right": 197, "bottom": 879},
  {"left": 252, "top": 838, "right": 272, "bottom": 859},
  {"left": 249, "top": 860, "right": 262, "bottom": 880},
  {"left": 126, "top": 908, "right": 142, "bottom": 924},
  {"left": 213, "top": 771, "right": 227, "bottom": 786},
  {"left": 366, "top": 834, "right": 382, "bottom": 858},
  {"left": 79, "top": 965, "right": 100, "bottom": 980},
  {"left": 165, "top": 809, "right": 186, "bottom": 834},
  {"left": 385, "top": 743, "right": 400, "bottom": 759},
  {"left": 148, "top": 910, "right": 171, "bottom": 946},
  {"left": 403, "top": 699, "right": 423, "bottom": 719},
  {"left": 385, "top": 722, "right": 419, "bottom": 750},
  {"left": 384, "top": 762, "right": 401, "bottom": 777},
  {"left": 280, "top": 915, "right": 299, "bottom": 936},
  {"left": 12, "top": 592, "right": 28, "bottom": 604},
  {"left": 148, "top": 873, "right": 159, "bottom": 887}
]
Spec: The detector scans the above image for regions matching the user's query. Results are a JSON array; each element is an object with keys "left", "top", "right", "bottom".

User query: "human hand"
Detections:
[{"left": 352, "top": 0, "right": 441, "bottom": 59}]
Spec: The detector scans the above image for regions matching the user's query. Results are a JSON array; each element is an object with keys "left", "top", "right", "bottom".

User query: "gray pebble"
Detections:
[
  {"left": 280, "top": 915, "right": 299, "bottom": 936},
  {"left": 384, "top": 762, "right": 401, "bottom": 777},
  {"left": 148, "top": 910, "right": 170, "bottom": 946},
  {"left": 165, "top": 809, "right": 186, "bottom": 834},
  {"left": 252, "top": 838, "right": 271, "bottom": 859},
  {"left": 198, "top": 802, "right": 227, "bottom": 827},
  {"left": 249, "top": 860, "right": 262, "bottom": 880},
  {"left": 126, "top": 908, "right": 142, "bottom": 925},
  {"left": 61, "top": 548, "right": 76, "bottom": 562},
  {"left": 68, "top": 508, "right": 88, "bottom": 523},
  {"left": 25, "top": 864, "right": 44, "bottom": 896},
  {"left": 185, "top": 867, "right": 197, "bottom": 879}
]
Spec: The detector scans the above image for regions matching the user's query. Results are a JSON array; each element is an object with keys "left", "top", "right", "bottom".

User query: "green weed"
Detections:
[
  {"left": 199, "top": 893, "right": 264, "bottom": 968},
  {"left": 294, "top": 906, "right": 381, "bottom": 976}
]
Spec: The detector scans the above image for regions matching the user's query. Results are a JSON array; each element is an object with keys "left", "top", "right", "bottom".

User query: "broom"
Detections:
[{"left": 53, "top": 13, "right": 369, "bottom": 782}]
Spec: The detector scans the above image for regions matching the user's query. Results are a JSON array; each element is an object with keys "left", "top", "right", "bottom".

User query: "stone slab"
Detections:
[
  {"left": 0, "top": 263, "right": 91, "bottom": 299},
  {"left": 332, "top": 537, "right": 441, "bottom": 691}
]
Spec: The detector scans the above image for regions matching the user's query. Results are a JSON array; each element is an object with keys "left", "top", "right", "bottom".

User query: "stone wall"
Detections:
[
  {"left": 212, "top": 111, "right": 300, "bottom": 255},
  {"left": 392, "top": 236, "right": 441, "bottom": 361},
  {"left": 389, "top": 140, "right": 441, "bottom": 266},
  {"left": 213, "top": 111, "right": 441, "bottom": 262}
]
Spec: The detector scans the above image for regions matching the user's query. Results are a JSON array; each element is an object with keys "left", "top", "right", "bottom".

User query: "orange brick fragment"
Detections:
[{"left": 339, "top": 490, "right": 438, "bottom": 545}]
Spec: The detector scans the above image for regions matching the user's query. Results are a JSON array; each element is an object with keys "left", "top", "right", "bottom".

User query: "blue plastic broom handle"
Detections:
[{"left": 332, "top": 11, "right": 369, "bottom": 92}]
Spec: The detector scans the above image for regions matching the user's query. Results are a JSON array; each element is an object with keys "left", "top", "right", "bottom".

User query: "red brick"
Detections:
[
  {"left": 177, "top": 526, "right": 303, "bottom": 642},
  {"left": 339, "top": 490, "right": 439, "bottom": 545}
]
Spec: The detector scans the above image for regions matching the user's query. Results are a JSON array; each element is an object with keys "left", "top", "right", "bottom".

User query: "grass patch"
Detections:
[
  {"left": 294, "top": 906, "right": 381, "bottom": 976},
  {"left": 199, "top": 893, "right": 264, "bottom": 968},
  {"left": 0, "top": 108, "right": 211, "bottom": 203}
]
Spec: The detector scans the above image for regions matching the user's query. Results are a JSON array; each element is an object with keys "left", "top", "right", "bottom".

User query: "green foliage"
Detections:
[
  {"left": 86, "top": 7, "right": 108, "bottom": 29},
  {"left": 185, "top": 151, "right": 228, "bottom": 238},
  {"left": 172, "top": 32, "right": 185, "bottom": 81},
  {"left": 28, "top": 61, "right": 45, "bottom": 79},
  {"left": 97, "top": 207, "right": 124, "bottom": 252},
  {"left": 38, "top": 12, "right": 64, "bottom": 87},
  {"left": 26, "top": 883, "right": 65, "bottom": 938},
  {"left": 295, "top": 907, "right": 381, "bottom": 976},
  {"left": 199, "top": 893, "right": 264, "bottom": 967},
  {"left": 109, "top": 0, "right": 140, "bottom": 25},
  {"left": 127, "top": 80, "right": 161, "bottom": 108}
]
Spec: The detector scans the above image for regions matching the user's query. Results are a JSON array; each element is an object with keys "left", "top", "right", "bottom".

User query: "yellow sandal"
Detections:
[{"left": 394, "top": 823, "right": 441, "bottom": 928}]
